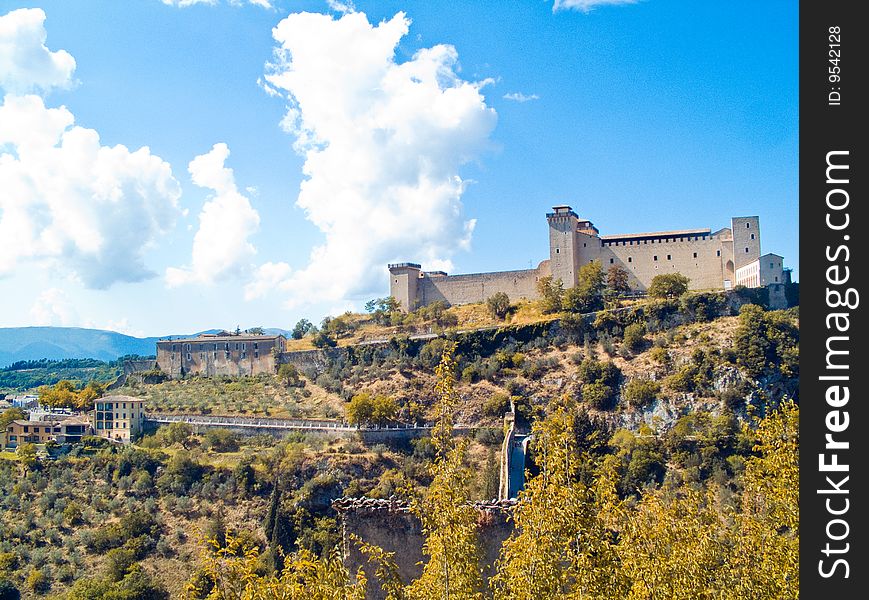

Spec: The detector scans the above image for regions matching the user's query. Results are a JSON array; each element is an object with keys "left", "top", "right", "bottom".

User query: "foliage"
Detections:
[
  {"left": 622, "top": 322, "right": 647, "bottom": 353},
  {"left": 366, "top": 297, "right": 402, "bottom": 325},
  {"left": 37, "top": 380, "right": 105, "bottom": 410},
  {"left": 485, "top": 292, "right": 511, "bottom": 320},
  {"left": 345, "top": 393, "right": 398, "bottom": 427},
  {"left": 0, "top": 408, "right": 25, "bottom": 431},
  {"left": 291, "top": 319, "right": 314, "bottom": 340},
  {"left": 734, "top": 305, "right": 799, "bottom": 379},
  {"left": 623, "top": 379, "right": 660, "bottom": 409},
  {"left": 276, "top": 363, "right": 302, "bottom": 387},
  {"left": 311, "top": 332, "right": 337, "bottom": 348},
  {"left": 607, "top": 264, "right": 631, "bottom": 295},
  {"left": 0, "top": 359, "right": 122, "bottom": 392},
  {"left": 648, "top": 273, "right": 690, "bottom": 299},
  {"left": 0, "top": 580, "right": 19, "bottom": 600},
  {"left": 536, "top": 276, "right": 563, "bottom": 314},
  {"left": 203, "top": 429, "right": 240, "bottom": 453},
  {"left": 492, "top": 397, "right": 625, "bottom": 599},
  {"left": 563, "top": 261, "right": 605, "bottom": 314}
]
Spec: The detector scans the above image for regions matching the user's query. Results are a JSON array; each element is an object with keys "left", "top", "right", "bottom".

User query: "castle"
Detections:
[{"left": 389, "top": 206, "right": 786, "bottom": 311}]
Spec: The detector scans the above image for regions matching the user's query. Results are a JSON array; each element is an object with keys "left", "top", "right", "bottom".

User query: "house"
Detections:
[
  {"left": 3, "top": 417, "right": 94, "bottom": 449},
  {"left": 92, "top": 395, "right": 145, "bottom": 443}
]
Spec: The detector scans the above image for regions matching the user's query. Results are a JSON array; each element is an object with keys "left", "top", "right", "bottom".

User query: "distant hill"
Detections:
[
  {"left": 0, "top": 326, "right": 294, "bottom": 368},
  {"left": 0, "top": 327, "right": 160, "bottom": 368}
]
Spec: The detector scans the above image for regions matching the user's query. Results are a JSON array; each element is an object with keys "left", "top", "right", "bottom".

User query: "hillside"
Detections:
[{"left": 0, "top": 290, "right": 798, "bottom": 598}]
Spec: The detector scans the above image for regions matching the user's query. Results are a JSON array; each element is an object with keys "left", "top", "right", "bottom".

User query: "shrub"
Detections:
[
  {"left": 0, "top": 579, "right": 19, "bottom": 600},
  {"left": 623, "top": 379, "right": 661, "bottom": 409},
  {"left": 482, "top": 393, "right": 511, "bottom": 418},
  {"left": 486, "top": 292, "right": 511, "bottom": 320},
  {"left": 649, "top": 347, "right": 670, "bottom": 366},
  {"left": 203, "top": 429, "right": 239, "bottom": 453},
  {"left": 622, "top": 322, "right": 647, "bottom": 353},
  {"left": 582, "top": 382, "right": 616, "bottom": 411},
  {"left": 25, "top": 569, "right": 49, "bottom": 595}
]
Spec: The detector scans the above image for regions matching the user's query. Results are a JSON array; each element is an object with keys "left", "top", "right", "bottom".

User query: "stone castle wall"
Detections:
[
  {"left": 418, "top": 266, "right": 545, "bottom": 307},
  {"left": 335, "top": 499, "right": 515, "bottom": 600}
]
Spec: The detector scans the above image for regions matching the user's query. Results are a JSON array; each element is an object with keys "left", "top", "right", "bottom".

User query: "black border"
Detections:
[{"left": 800, "top": 3, "right": 866, "bottom": 596}]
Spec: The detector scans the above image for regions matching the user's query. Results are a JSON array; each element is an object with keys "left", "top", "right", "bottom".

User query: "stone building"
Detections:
[
  {"left": 389, "top": 205, "right": 786, "bottom": 311},
  {"left": 155, "top": 333, "right": 286, "bottom": 378}
]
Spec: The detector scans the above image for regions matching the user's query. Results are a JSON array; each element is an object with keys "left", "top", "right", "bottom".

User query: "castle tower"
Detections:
[
  {"left": 731, "top": 216, "right": 761, "bottom": 269},
  {"left": 547, "top": 205, "right": 580, "bottom": 288},
  {"left": 388, "top": 263, "right": 421, "bottom": 312}
]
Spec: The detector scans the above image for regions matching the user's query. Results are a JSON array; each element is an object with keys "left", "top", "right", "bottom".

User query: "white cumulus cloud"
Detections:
[
  {"left": 503, "top": 92, "right": 540, "bottom": 103},
  {"left": 0, "top": 8, "right": 181, "bottom": 289},
  {"left": 160, "top": 0, "right": 273, "bottom": 8},
  {"left": 244, "top": 261, "right": 293, "bottom": 301},
  {"left": 0, "top": 8, "right": 76, "bottom": 94},
  {"left": 0, "top": 95, "right": 182, "bottom": 288},
  {"left": 29, "top": 287, "right": 77, "bottom": 326},
  {"left": 166, "top": 143, "right": 260, "bottom": 287},
  {"left": 553, "top": 0, "right": 641, "bottom": 13},
  {"left": 263, "top": 11, "right": 496, "bottom": 306}
]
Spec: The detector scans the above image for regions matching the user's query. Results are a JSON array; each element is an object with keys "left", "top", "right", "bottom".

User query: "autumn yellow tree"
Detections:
[
  {"left": 725, "top": 400, "right": 799, "bottom": 599},
  {"left": 405, "top": 343, "right": 484, "bottom": 600},
  {"left": 492, "top": 396, "right": 626, "bottom": 600}
]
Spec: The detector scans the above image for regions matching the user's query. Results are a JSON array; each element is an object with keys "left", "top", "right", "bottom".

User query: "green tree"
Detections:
[
  {"left": 486, "top": 292, "right": 511, "bottom": 320},
  {"left": 622, "top": 322, "right": 647, "bottom": 353},
  {"left": 277, "top": 363, "right": 301, "bottom": 387},
  {"left": 0, "top": 408, "right": 25, "bottom": 431},
  {"left": 291, "top": 319, "right": 313, "bottom": 340},
  {"left": 607, "top": 264, "right": 631, "bottom": 295},
  {"left": 345, "top": 393, "right": 398, "bottom": 427},
  {"left": 158, "top": 422, "right": 193, "bottom": 449},
  {"left": 246, "top": 326, "right": 265, "bottom": 335},
  {"left": 563, "top": 261, "right": 605, "bottom": 313},
  {"left": 16, "top": 443, "right": 38, "bottom": 472},
  {"left": 622, "top": 379, "right": 660, "bottom": 409},
  {"left": 648, "top": 273, "right": 690, "bottom": 298},
  {"left": 536, "top": 276, "right": 564, "bottom": 314},
  {"left": 311, "top": 331, "right": 337, "bottom": 348}
]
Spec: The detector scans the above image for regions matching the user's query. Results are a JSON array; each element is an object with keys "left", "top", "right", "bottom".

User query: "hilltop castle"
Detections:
[{"left": 389, "top": 205, "right": 786, "bottom": 311}]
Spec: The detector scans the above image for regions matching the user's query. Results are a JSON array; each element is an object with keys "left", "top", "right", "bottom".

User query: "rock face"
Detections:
[{"left": 333, "top": 497, "right": 516, "bottom": 600}]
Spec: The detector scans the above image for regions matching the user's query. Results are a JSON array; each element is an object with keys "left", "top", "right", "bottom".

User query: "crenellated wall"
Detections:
[{"left": 417, "top": 266, "right": 546, "bottom": 308}]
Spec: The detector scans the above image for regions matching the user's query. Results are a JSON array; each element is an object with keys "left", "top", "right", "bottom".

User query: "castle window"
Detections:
[
  {"left": 717, "top": 250, "right": 721, "bottom": 257},
  {"left": 254, "top": 351, "right": 259, "bottom": 358},
  {"left": 653, "top": 256, "right": 658, "bottom": 261},
  {"left": 745, "top": 247, "right": 749, "bottom": 253},
  {"left": 556, "top": 248, "right": 560, "bottom": 254},
  {"left": 770, "top": 262, "right": 774, "bottom": 268},
  {"left": 751, "top": 233, "right": 755, "bottom": 240},
  {"left": 693, "top": 252, "right": 697, "bottom": 258},
  {"left": 241, "top": 352, "right": 246, "bottom": 359},
  {"left": 395, "top": 279, "right": 398, "bottom": 284},
  {"left": 746, "top": 222, "right": 751, "bottom": 228},
  {"left": 186, "top": 353, "right": 191, "bottom": 360},
  {"left": 628, "top": 257, "right": 632, "bottom": 263},
  {"left": 667, "top": 255, "right": 671, "bottom": 260},
  {"left": 775, "top": 276, "right": 779, "bottom": 282},
  {"left": 609, "top": 258, "right": 614, "bottom": 264},
  {"left": 584, "top": 243, "right": 587, "bottom": 247}
]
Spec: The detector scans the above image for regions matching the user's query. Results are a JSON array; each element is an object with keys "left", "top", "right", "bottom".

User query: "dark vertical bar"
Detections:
[{"left": 800, "top": 2, "right": 866, "bottom": 597}]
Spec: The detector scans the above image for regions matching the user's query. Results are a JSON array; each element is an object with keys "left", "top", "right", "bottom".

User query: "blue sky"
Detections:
[{"left": 0, "top": 0, "right": 798, "bottom": 337}]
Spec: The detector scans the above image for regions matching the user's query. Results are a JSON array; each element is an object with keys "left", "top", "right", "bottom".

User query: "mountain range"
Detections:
[{"left": 0, "top": 327, "right": 291, "bottom": 368}]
